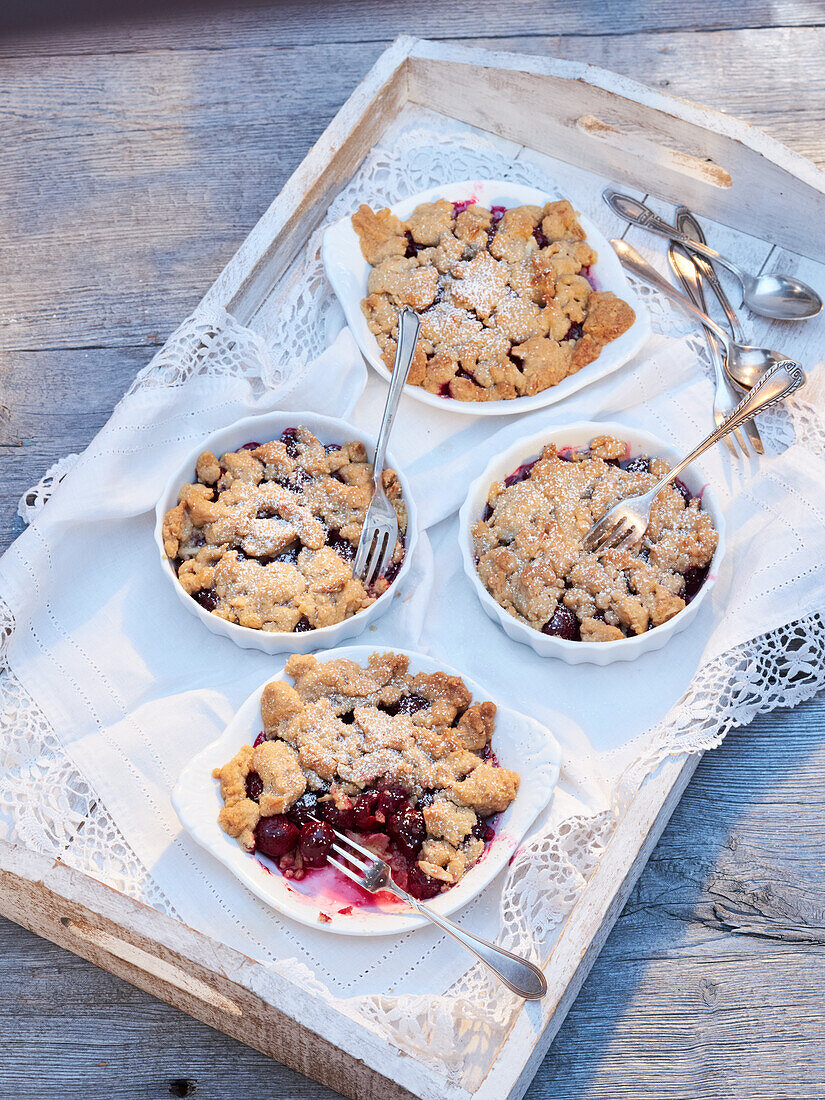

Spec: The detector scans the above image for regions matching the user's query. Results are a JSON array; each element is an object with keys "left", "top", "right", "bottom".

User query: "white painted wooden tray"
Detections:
[{"left": 1, "top": 37, "right": 824, "bottom": 1100}]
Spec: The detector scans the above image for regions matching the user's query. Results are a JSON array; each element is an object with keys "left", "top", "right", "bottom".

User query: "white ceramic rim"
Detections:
[
  {"left": 458, "top": 420, "right": 727, "bottom": 666},
  {"left": 172, "top": 645, "right": 562, "bottom": 936},
  {"left": 154, "top": 412, "right": 418, "bottom": 654},
  {"left": 321, "top": 179, "right": 652, "bottom": 417}
]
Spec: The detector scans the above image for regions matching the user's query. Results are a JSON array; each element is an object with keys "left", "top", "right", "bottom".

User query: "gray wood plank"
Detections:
[
  {"left": 2, "top": 27, "right": 823, "bottom": 358},
  {"left": 2, "top": 0, "right": 822, "bottom": 56}
]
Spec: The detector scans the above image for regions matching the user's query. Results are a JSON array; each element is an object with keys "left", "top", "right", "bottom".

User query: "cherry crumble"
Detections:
[
  {"left": 162, "top": 426, "right": 406, "bottom": 633},
  {"left": 213, "top": 653, "right": 519, "bottom": 900},
  {"left": 353, "top": 196, "right": 635, "bottom": 402},
  {"left": 472, "top": 435, "right": 718, "bottom": 641}
]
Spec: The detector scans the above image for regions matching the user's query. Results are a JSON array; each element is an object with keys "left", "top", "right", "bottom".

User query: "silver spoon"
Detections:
[
  {"left": 612, "top": 239, "right": 798, "bottom": 390},
  {"left": 604, "top": 190, "right": 822, "bottom": 320}
]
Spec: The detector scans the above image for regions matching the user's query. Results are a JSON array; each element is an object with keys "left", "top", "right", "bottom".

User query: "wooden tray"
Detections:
[{"left": 2, "top": 37, "right": 824, "bottom": 1100}]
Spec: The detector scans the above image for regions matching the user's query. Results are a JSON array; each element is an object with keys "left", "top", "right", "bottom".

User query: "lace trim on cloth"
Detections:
[{"left": 4, "top": 118, "right": 825, "bottom": 1085}]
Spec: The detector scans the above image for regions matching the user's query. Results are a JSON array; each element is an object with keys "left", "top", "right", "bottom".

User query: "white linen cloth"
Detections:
[{"left": 1, "top": 111, "right": 824, "bottom": 1085}]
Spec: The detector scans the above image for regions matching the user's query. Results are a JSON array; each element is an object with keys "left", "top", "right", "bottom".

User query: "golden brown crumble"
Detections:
[
  {"left": 162, "top": 427, "right": 407, "bottom": 633},
  {"left": 353, "top": 198, "right": 635, "bottom": 402},
  {"left": 472, "top": 436, "right": 718, "bottom": 641},
  {"left": 214, "top": 652, "right": 520, "bottom": 891}
]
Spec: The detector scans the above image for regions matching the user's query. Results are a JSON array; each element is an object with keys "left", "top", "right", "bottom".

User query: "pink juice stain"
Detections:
[{"left": 257, "top": 854, "right": 405, "bottom": 913}]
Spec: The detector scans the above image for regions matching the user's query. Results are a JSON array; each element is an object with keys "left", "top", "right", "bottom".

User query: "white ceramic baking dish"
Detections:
[{"left": 458, "top": 420, "right": 726, "bottom": 665}]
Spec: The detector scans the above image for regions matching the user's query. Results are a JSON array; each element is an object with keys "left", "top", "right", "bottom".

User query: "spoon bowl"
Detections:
[
  {"left": 743, "top": 272, "right": 823, "bottom": 320},
  {"left": 727, "top": 342, "right": 789, "bottom": 389}
]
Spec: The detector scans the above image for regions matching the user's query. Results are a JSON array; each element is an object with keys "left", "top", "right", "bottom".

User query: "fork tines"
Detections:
[{"left": 352, "top": 525, "right": 393, "bottom": 588}]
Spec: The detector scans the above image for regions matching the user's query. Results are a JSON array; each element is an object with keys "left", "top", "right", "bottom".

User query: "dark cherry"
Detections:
[
  {"left": 533, "top": 226, "right": 550, "bottom": 249},
  {"left": 472, "top": 819, "right": 495, "bottom": 843},
  {"left": 274, "top": 546, "right": 300, "bottom": 565},
  {"left": 404, "top": 230, "right": 419, "bottom": 258},
  {"left": 299, "top": 820, "right": 334, "bottom": 868},
  {"left": 504, "top": 458, "right": 538, "bottom": 487},
  {"left": 681, "top": 564, "right": 710, "bottom": 603},
  {"left": 622, "top": 456, "right": 651, "bottom": 474},
  {"left": 490, "top": 204, "right": 506, "bottom": 223},
  {"left": 245, "top": 771, "right": 264, "bottom": 802},
  {"left": 318, "top": 800, "right": 355, "bottom": 831},
  {"left": 406, "top": 864, "right": 442, "bottom": 901},
  {"left": 387, "top": 807, "right": 426, "bottom": 860},
  {"left": 382, "top": 692, "right": 429, "bottom": 718},
  {"left": 416, "top": 789, "right": 437, "bottom": 809},
  {"left": 324, "top": 442, "right": 342, "bottom": 454},
  {"left": 254, "top": 815, "right": 299, "bottom": 860},
  {"left": 239, "top": 441, "right": 261, "bottom": 451},
  {"left": 293, "top": 616, "right": 313, "bottom": 633},
  {"left": 674, "top": 478, "right": 693, "bottom": 503},
  {"left": 382, "top": 555, "right": 404, "bottom": 585},
  {"left": 340, "top": 710, "right": 355, "bottom": 725},
  {"left": 327, "top": 529, "right": 355, "bottom": 562},
  {"left": 252, "top": 730, "right": 266, "bottom": 747},
  {"left": 565, "top": 321, "right": 583, "bottom": 341},
  {"left": 288, "top": 468, "right": 312, "bottom": 491},
  {"left": 451, "top": 198, "right": 474, "bottom": 216},
  {"left": 353, "top": 790, "right": 383, "bottom": 831},
  {"left": 542, "top": 606, "right": 581, "bottom": 641},
  {"left": 288, "top": 791, "right": 320, "bottom": 827},
  {"left": 376, "top": 786, "right": 409, "bottom": 821},
  {"left": 194, "top": 588, "right": 218, "bottom": 612},
  {"left": 279, "top": 427, "right": 300, "bottom": 458},
  {"left": 481, "top": 503, "right": 493, "bottom": 523}
]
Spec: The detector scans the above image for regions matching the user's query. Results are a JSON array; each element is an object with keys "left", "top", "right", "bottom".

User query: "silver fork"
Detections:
[
  {"left": 353, "top": 307, "right": 420, "bottom": 587},
  {"left": 670, "top": 206, "right": 763, "bottom": 456},
  {"left": 321, "top": 821, "right": 547, "bottom": 1000},
  {"left": 582, "top": 361, "right": 806, "bottom": 555}
]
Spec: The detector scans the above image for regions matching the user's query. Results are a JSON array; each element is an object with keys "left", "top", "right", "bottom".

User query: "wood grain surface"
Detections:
[{"left": 1, "top": 3, "right": 823, "bottom": 1097}]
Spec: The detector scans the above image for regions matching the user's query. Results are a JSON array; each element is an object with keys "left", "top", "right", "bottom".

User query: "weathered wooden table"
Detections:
[{"left": 1, "top": 3, "right": 824, "bottom": 1097}]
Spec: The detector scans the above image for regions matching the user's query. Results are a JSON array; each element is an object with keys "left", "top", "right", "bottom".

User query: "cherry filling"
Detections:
[
  {"left": 404, "top": 230, "right": 419, "bottom": 258},
  {"left": 565, "top": 321, "right": 584, "bottom": 341},
  {"left": 504, "top": 458, "right": 539, "bottom": 487},
  {"left": 279, "top": 427, "right": 300, "bottom": 457},
  {"left": 327, "top": 528, "right": 356, "bottom": 562},
  {"left": 380, "top": 691, "right": 429, "bottom": 717},
  {"left": 451, "top": 198, "right": 475, "bottom": 216},
  {"left": 533, "top": 226, "right": 550, "bottom": 249},
  {"left": 255, "top": 815, "right": 299, "bottom": 860},
  {"left": 194, "top": 588, "right": 218, "bottom": 612},
  {"left": 249, "top": 774, "right": 497, "bottom": 900},
  {"left": 245, "top": 770, "right": 264, "bottom": 801},
  {"left": 680, "top": 564, "right": 710, "bottom": 603},
  {"left": 541, "top": 606, "right": 580, "bottom": 641},
  {"left": 299, "top": 820, "right": 335, "bottom": 868}
]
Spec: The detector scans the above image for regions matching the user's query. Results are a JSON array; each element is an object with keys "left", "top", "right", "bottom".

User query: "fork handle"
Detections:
[
  {"left": 604, "top": 190, "right": 746, "bottom": 282},
  {"left": 650, "top": 361, "right": 806, "bottom": 495},
  {"left": 397, "top": 888, "right": 547, "bottom": 1000},
  {"left": 372, "top": 308, "right": 420, "bottom": 481}
]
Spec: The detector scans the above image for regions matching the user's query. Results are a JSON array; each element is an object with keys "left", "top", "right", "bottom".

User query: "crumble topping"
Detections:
[
  {"left": 353, "top": 197, "right": 635, "bottom": 401},
  {"left": 472, "top": 436, "right": 718, "bottom": 641},
  {"left": 213, "top": 652, "right": 520, "bottom": 898},
  {"left": 162, "top": 427, "right": 407, "bottom": 633}
]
